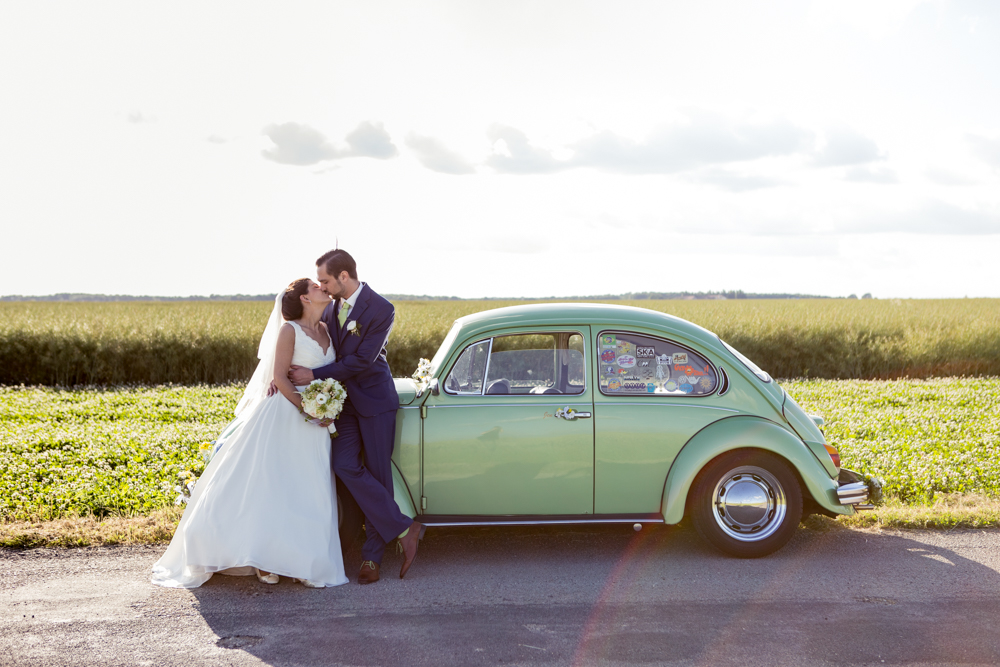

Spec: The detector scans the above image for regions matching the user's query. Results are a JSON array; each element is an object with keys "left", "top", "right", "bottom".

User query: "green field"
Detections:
[
  {"left": 2, "top": 379, "right": 998, "bottom": 524},
  {"left": 1, "top": 298, "right": 999, "bottom": 384}
]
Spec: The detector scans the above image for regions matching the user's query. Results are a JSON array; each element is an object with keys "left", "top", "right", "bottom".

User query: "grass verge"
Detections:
[
  {"left": 0, "top": 507, "right": 183, "bottom": 548},
  {"left": 5, "top": 499, "right": 1000, "bottom": 549}
]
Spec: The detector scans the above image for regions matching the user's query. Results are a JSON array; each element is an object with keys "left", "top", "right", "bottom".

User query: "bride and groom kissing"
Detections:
[{"left": 152, "top": 249, "right": 423, "bottom": 589}]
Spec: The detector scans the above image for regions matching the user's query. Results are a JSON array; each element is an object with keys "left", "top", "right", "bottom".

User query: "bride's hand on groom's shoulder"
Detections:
[{"left": 288, "top": 365, "right": 314, "bottom": 385}]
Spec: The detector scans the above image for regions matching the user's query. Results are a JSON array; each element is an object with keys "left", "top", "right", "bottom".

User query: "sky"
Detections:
[{"left": 1, "top": 0, "right": 998, "bottom": 299}]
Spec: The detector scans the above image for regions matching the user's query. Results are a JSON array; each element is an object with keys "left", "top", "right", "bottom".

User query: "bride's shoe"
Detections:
[
  {"left": 294, "top": 578, "right": 325, "bottom": 588},
  {"left": 255, "top": 568, "right": 279, "bottom": 585}
]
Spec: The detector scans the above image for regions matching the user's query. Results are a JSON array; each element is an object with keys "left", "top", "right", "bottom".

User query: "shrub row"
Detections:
[{"left": 2, "top": 299, "right": 998, "bottom": 385}]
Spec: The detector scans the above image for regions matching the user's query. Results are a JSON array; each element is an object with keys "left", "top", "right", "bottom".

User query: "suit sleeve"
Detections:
[{"left": 311, "top": 304, "right": 394, "bottom": 382}]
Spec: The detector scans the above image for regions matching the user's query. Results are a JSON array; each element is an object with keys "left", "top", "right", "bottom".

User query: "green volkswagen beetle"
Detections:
[{"left": 365, "top": 303, "right": 876, "bottom": 558}]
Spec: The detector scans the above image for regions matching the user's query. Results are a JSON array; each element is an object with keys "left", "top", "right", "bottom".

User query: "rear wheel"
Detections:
[
  {"left": 336, "top": 477, "right": 364, "bottom": 555},
  {"left": 691, "top": 451, "right": 802, "bottom": 558}
]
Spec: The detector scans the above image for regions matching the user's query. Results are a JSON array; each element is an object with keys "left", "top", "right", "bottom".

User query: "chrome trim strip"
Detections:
[
  {"left": 419, "top": 517, "right": 666, "bottom": 527},
  {"left": 427, "top": 402, "right": 593, "bottom": 409},
  {"left": 592, "top": 402, "right": 739, "bottom": 413},
  {"left": 399, "top": 406, "right": 422, "bottom": 410}
]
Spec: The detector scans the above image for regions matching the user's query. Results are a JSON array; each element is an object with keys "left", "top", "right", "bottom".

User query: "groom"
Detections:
[{"left": 288, "top": 249, "right": 423, "bottom": 584}]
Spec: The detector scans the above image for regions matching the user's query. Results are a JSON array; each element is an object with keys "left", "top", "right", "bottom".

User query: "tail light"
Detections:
[{"left": 823, "top": 443, "right": 841, "bottom": 469}]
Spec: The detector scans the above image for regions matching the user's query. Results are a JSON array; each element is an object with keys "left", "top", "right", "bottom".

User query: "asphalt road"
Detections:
[{"left": 3, "top": 523, "right": 1000, "bottom": 666}]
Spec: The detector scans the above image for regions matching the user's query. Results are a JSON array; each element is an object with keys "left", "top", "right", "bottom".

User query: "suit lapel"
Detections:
[{"left": 345, "top": 286, "right": 370, "bottom": 333}]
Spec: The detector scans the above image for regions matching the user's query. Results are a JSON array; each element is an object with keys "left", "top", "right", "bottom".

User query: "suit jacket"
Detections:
[{"left": 311, "top": 284, "right": 399, "bottom": 417}]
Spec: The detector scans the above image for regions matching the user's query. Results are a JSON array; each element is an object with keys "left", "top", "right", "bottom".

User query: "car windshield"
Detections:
[{"left": 720, "top": 338, "right": 772, "bottom": 383}]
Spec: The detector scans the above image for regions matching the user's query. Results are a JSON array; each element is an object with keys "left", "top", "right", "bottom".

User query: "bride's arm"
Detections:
[{"left": 272, "top": 324, "right": 302, "bottom": 409}]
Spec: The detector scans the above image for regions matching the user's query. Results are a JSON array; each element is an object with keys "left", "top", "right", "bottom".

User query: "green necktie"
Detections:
[{"left": 338, "top": 302, "right": 351, "bottom": 327}]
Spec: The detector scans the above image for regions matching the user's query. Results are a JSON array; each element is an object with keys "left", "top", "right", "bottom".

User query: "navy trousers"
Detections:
[{"left": 332, "top": 403, "right": 412, "bottom": 563}]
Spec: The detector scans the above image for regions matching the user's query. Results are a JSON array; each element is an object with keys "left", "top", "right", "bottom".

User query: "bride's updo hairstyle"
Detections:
[{"left": 281, "top": 278, "right": 312, "bottom": 321}]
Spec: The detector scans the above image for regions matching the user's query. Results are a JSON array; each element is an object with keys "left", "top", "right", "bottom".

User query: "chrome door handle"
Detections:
[{"left": 555, "top": 407, "right": 592, "bottom": 421}]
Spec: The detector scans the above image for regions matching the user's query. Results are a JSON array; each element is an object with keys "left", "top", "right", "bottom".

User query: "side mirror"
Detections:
[{"left": 429, "top": 378, "right": 440, "bottom": 396}]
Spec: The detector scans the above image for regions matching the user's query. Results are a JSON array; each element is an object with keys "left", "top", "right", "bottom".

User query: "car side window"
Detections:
[
  {"left": 597, "top": 331, "right": 716, "bottom": 396},
  {"left": 444, "top": 340, "right": 489, "bottom": 395},
  {"left": 485, "top": 333, "right": 585, "bottom": 395}
]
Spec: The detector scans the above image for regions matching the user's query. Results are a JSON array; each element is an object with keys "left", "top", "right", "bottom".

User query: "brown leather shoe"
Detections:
[
  {"left": 398, "top": 521, "right": 426, "bottom": 579},
  {"left": 358, "top": 560, "right": 380, "bottom": 585}
]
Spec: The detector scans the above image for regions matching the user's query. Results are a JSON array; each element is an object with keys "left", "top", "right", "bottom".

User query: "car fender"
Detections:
[
  {"left": 660, "top": 415, "right": 849, "bottom": 523},
  {"left": 392, "top": 461, "right": 417, "bottom": 519}
]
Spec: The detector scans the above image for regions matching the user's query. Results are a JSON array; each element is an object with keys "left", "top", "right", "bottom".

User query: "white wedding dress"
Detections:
[{"left": 152, "top": 320, "right": 348, "bottom": 589}]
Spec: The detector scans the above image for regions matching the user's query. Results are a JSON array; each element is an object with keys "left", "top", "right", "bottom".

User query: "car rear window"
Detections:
[{"left": 597, "top": 331, "right": 717, "bottom": 397}]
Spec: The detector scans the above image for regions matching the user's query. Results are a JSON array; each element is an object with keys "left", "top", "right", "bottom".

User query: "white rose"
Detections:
[
  {"left": 346, "top": 321, "right": 357, "bottom": 331},
  {"left": 316, "top": 394, "right": 328, "bottom": 405}
]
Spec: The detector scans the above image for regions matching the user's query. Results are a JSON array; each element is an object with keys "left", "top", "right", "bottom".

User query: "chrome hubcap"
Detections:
[{"left": 711, "top": 465, "right": 787, "bottom": 542}]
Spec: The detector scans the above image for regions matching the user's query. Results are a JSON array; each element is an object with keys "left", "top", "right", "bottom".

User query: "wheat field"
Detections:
[{"left": 1, "top": 298, "right": 998, "bottom": 384}]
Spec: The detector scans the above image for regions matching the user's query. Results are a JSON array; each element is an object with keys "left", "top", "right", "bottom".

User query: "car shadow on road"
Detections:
[{"left": 190, "top": 522, "right": 1000, "bottom": 666}]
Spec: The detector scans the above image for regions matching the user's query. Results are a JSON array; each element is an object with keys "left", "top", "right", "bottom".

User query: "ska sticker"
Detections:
[
  {"left": 636, "top": 346, "right": 656, "bottom": 358},
  {"left": 600, "top": 334, "right": 616, "bottom": 348},
  {"left": 616, "top": 355, "right": 636, "bottom": 368},
  {"left": 601, "top": 349, "right": 616, "bottom": 363}
]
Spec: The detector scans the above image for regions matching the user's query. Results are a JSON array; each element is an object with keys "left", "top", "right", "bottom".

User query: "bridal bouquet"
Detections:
[
  {"left": 299, "top": 378, "right": 347, "bottom": 435},
  {"left": 412, "top": 358, "right": 432, "bottom": 384}
]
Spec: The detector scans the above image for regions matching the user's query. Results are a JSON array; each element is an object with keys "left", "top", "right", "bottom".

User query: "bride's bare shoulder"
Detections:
[{"left": 276, "top": 322, "right": 297, "bottom": 343}]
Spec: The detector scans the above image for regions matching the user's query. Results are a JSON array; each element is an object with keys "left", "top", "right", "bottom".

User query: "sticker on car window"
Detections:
[{"left": 599, "top": 332, "right": 717, "bottom": 397}]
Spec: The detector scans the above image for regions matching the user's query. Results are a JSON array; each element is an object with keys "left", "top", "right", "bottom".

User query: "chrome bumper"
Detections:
[{"left": 837, "top": 468, "right": 881, "bottom": 510}]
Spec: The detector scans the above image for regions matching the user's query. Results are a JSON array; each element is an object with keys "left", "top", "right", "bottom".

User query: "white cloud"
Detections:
[
  {"left": 344, "top": 121, "right": 398, "bottom": 160},
  {"left": 405, "top": 133, "right": 475, "bottom": 174},
  {"left": 967, "top": 133, "right": 1000, "bottom": 168},
  {"left": 686, "top": 167, "right": 785, "bottom": 191},
  {"left": 924, "top": 167, "right": 976, "bottom": 186},
  {"left": 850, "top": 201, "right": 1000, "bottom": 235},
  {"left": 844, "top": 166, "right": 898, "bottom": 183},
  {"left": 261, "top": 121, "right": 398, "bottom": 165},
  {"left": 485, "top": 125, "right": 570, "bottom": 174},
  {"left": 813, "top": 126, "right": 884, "bottom": 167}
]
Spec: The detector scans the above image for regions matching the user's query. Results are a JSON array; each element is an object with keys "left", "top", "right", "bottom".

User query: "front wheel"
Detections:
[{"left": 690, "top": 451, "right": 803, "bottom": 558}]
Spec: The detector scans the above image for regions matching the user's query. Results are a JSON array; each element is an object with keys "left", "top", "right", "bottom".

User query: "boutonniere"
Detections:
[{"left": 346, "top": 320, "right": 362, "bottom": 337}]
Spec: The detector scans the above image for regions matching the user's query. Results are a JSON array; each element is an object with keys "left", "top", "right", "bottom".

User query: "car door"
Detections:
[
  {"left": 592, "top": 328, "right": 736, "bottom": 514},
  {"left": 422, "top": 328, "right": 594, "bottom": 516}
]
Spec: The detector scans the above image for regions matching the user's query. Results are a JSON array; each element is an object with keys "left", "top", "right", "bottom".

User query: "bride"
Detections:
[{"left": 152, "top": 279, "right": 348, "bottom": 589}]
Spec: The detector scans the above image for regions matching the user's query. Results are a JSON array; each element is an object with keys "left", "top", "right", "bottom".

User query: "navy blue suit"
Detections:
[{"left": 311, "top": 284, "right": 410, "bottom": 563}]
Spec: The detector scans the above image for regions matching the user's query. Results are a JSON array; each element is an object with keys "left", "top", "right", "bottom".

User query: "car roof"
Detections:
[{"left": 451, "top": 302, "right": 719, "bottom": 345}]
